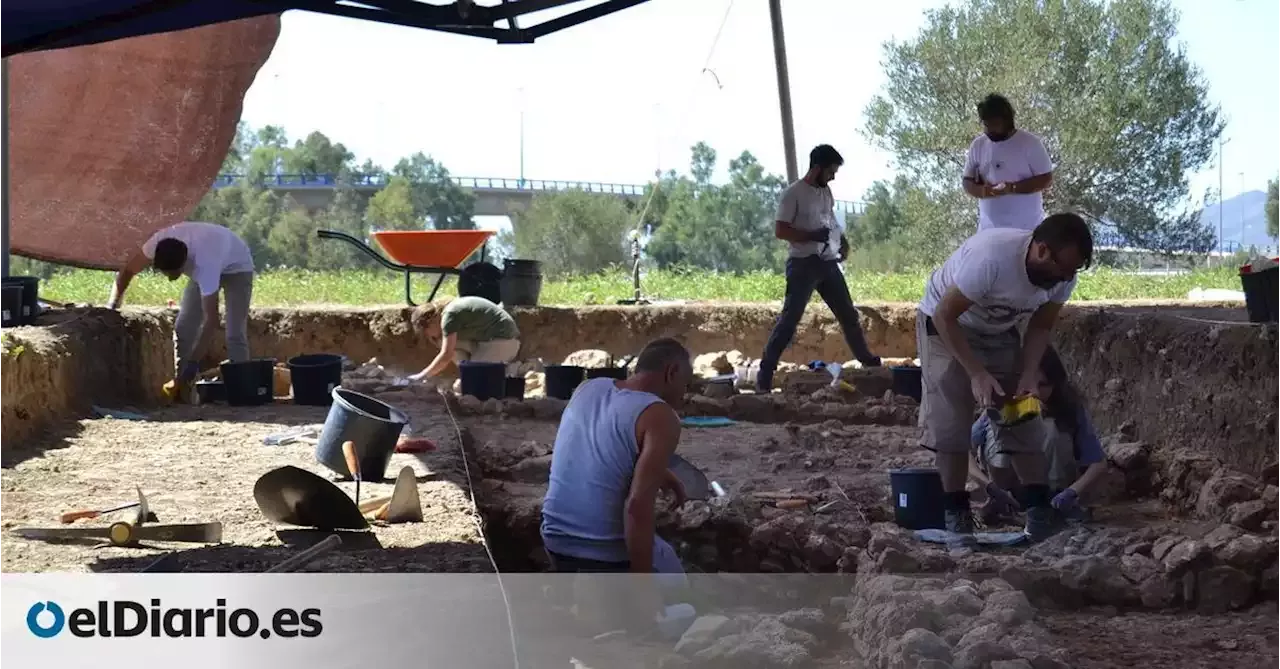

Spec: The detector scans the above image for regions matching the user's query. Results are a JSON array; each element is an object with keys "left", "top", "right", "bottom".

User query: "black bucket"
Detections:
[
  {"left": 220, "top": 358, "right": 277, "bottom": 406},
  {"left": 500, "top": 259, "right": 544, "bottom": 307},
  {"left": 195, "top": 380, "right": 225, "bottom": 404},
  {"left": 891, "top": 366, "right": 922, "bottom": 402},
  {"left": 1240, "top": 265, "right": 1279, "bottom": 323},
  {"left": 545, "top": 365, "right": 586, "bottom": 400},
  {"left": 505, "top": 376, "right": 526, "bottom": 399},
  {"left": 2, "top": 276, "right": 39, "bottom": 325},
  {"left": 889, "top": 467, "right": 946, "bottom": 530},
  {"left": 459, "top": 361, "right": 506, "bottom": 401},
  {"left": 315, "top": 387, "right": 410, "bottom": 481},
  {"left": 1, "top": 285, "right": 22, "bottom": 328},
  {"left": 288, "top": 354, "right": 344, "bottom": 406},
  {"left": 587, "top": 367, "right": 627, "bottom": 381},
  {"left": 458, "top": 262, "right": 503, "bottom": 304}
]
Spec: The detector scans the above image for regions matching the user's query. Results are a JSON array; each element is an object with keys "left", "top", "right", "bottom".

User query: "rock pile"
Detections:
[{"left": 845, "top": 573, "right": 1071, "bottom": 669}]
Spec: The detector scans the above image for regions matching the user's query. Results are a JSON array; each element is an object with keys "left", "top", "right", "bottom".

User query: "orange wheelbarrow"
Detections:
[{"left": 316, "top": 229, "right": 496, "bottom": 306}]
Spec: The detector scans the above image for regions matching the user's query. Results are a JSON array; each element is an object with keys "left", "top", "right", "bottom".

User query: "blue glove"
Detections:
[
  {"left": 1051, "top": 488, "right": 1079, "bottom": 511},
  {"left": 177, "top": 361, "right": 201, "bottom": 382}
]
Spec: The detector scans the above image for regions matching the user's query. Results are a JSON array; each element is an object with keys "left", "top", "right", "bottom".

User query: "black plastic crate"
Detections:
[{"left": 1239, "top": 264, "right": 1278, "bottom": 323}]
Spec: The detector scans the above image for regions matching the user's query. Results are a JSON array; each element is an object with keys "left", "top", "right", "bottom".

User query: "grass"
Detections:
[{"left": 33, "top": 265, "right": 1246, "bottom": 307}]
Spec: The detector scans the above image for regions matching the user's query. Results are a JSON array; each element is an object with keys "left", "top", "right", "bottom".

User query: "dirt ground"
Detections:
[
  {"left": 1043, "top": 602, "right": 1279, "bottom": 669},
  {"left": 0, "top": 394, "right": 493, "bottom": 573}
]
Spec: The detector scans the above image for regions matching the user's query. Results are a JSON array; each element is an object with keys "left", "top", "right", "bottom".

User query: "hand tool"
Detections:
[
  {"left": 385, "top": 466, "right": 423, "bottom": 524},
  {"left": 60, "top": 501, "right": 141, "bottom": 524},
  {"left": 342, "top": 440, "right": 362, "bottom": 506},
  {"left": 668, "top": 453, "right": 713, "bottom": 501},
  {"left": 14, "top": 487, "right": 221, "bottom": 547},
  {"left": 990, "top": 393, "right": 1043, "bottom": 428},
  {"left": 265, "top": 534, "right": 342, "bottom": 573},
  {"left": 253, "top": 465, "right": 368, "bottom": 530}
]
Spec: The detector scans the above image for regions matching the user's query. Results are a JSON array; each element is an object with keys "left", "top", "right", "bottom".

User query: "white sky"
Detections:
[{"left": 240, "top": 0, "right": 1279, "bottom": 218}]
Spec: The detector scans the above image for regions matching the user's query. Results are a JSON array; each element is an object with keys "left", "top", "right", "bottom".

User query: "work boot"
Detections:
[
  {"left": 1023, "top": 506, "right": 1060, "bottom": 542},
  {"left": 944, "top": 508, "right": 978, "bottom": 553}
]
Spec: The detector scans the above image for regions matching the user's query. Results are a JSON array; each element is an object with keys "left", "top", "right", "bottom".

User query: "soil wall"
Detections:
[
  {"left": 3, "top": 301, "right": 1274, "bottom": 478},
  {"left": 2, "top": 310, "right": 170, "bottom": 445}
]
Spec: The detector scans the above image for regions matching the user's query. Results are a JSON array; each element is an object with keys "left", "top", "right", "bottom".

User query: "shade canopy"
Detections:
[
  {"left": 2, "top": 0, "right": 653, "bottom": 57},
  {"left": 1, "top": 1, "right": 654, "bottom": 272}
]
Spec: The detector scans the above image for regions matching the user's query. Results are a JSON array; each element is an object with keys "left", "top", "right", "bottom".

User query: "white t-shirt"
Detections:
[
  {"left": 963, "top": 130, "right": 1054, "bottom": 232},
  {"left": 775, "top": 180, "right": 840, "bottom": 260},
  {"left": 918, "top": 228, "right": 1076, "bottom": 335},
  {"left": 142, "top": 222, "right": 254, "bottom": 297}
]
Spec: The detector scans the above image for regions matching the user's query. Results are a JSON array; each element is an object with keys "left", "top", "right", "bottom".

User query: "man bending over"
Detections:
[
  {"left": 541, "top": 338, "right": 693, "bottom": 584},
  {"left": 916, "top": 213, "right": 1092, "bottom": 546},
  {"left": 109, "top": 221, "right": 255, "bottom": 396}
]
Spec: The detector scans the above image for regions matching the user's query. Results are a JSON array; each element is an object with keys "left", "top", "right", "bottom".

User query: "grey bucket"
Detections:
[{"left": 314, "top": 387, "right": 410, "bottom": 481}]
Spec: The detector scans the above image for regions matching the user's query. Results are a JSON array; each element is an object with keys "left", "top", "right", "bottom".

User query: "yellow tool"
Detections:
[{"left": 995, "top": 394, "right": 1042, "bottom": 427}]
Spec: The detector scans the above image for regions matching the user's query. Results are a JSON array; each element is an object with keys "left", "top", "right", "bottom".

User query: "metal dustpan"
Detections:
[
  {"left": 668, "top": 454, "right": 714, "bottom": 501},
  {"left": 254, "top": 466, "right": 369, "bottom": 530}
]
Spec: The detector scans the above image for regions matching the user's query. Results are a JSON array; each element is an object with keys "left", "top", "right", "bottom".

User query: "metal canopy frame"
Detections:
[{"left": 0, "top": 0, "right": 658, "bottom": 277}]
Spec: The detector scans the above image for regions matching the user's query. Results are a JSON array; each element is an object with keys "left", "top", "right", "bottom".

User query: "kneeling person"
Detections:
[
  {"left": 409, "top": 296, "right": 521, "bottom": 382},
  {"left": 968, "top": 348, "right": 1108, "bottom": 525},
  {"left": 540, "top": 338, "right": 692, "bottom": 583}
]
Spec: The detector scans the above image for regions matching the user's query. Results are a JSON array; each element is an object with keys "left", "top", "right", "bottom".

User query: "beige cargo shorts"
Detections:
[{"left": 916, "top": 310, "right": 1045, "bottom": 455}]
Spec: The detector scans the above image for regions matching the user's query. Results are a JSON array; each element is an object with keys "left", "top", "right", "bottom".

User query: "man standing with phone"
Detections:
[
  {"left": 756, "top": 144, "right": 881, "bottom": 393},
  {"left": 962, "top": 93, "right": 1055, "bottom": 231}
]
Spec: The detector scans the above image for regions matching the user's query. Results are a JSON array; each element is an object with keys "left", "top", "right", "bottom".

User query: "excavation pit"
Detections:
[{"left": 2, "top": 302, "right": 1276, "bottom": 667}]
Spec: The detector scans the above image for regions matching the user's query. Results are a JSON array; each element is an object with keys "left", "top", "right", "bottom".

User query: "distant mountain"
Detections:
[{"left": 1199, "top": 190, "right": 1275, "bottom": 252}]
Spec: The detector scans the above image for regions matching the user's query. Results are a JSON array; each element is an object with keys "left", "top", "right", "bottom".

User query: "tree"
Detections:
[
  {"left": 1267, "top": 179, "right": 1278, "bottom": 239},
  {"left": 365, "top": 176, "right": 420, "bottom": 231},
  {"left": 392, "top": 153, "right": 476, "bottom": 230},
  {"left": 647, "top": 144, "right": 788, "bottom": 272},
  {"left": 285, "top": 131, "right": 355, "bottom": 177},
  {"left": 509, "top": 190, "right": 633, "bottom": 277},
  {"left": 864, "top": 0, "right": 1223, "bottom": 254}
]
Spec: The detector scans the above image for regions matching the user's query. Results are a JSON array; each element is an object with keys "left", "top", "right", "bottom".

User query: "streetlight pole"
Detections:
[
  {"left": 1239, "top": 171, "right": 1246, "bottom": 249},
  {"left": 767, "top": 0, "right": 799, "bottom": 183},
  {"left": 1218, "top": 136, "right": 1231, "bottom": 259}
]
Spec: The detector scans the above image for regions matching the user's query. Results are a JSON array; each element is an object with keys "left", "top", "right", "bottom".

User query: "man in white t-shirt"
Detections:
[
  {"left": 108, "top": 222, "right": 256, "bottom": 390},
  {"left": 756, "top": 144, "right": 880, "bottom": 392},
  {"left": 962, "top": 94, "right": 1054, "bottom": 231},
  {"left": 916, "top": 212, "right": 1092, "bottom": 547}
]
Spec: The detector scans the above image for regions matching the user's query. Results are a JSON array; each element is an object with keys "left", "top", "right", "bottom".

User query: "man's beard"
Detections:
[
  {"left": 1026, "top": 266, "right": 1061, "bottom": 289},
  {"left": 985, "top": 130, "right": 1012, "bottom": 141}
]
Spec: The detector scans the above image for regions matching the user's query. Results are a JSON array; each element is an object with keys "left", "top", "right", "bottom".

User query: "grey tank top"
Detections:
[{"left": 540, "top": 378, "right": 665, "bottom": 562}]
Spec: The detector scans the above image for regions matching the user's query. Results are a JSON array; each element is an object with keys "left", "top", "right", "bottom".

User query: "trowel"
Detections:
[
  {"left": 360, "top": 466, "right": 424, "bottom": 523},
  {"left": 668, "top": 454, "right": 725, "bottom": 502}
]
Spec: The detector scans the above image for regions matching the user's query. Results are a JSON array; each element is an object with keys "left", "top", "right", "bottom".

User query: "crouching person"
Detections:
[
  {"left": 408, "top": 295, "right": 521, "bottom": 383},
  {"left": 540, "top": 338, "right": 694, "bottom": 631},
  {"left": 968, "top": 347, "right": 1109, "bottom": 526}
]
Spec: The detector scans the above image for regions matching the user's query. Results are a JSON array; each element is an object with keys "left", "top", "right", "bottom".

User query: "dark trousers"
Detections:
[
  {"left": 759, "top": 255, "right": 876, "bottom": 387},
  {"left": 546, "top": 550, "right": 630, "bottom": 573}
]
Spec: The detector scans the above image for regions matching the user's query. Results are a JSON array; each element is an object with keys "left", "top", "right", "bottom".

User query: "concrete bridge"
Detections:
[{"left": 211, "top": 173, "right": 870, "bottom": 218}]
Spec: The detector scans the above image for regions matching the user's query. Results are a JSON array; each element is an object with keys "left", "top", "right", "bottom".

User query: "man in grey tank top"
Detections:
[{"left": 541, "top": 338, "right": 693, "bottom": 586}]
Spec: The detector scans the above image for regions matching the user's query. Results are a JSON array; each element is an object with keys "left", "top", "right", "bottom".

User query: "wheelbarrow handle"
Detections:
[{"left": 315, "top": 229, "right": 405, "bottom": 272}]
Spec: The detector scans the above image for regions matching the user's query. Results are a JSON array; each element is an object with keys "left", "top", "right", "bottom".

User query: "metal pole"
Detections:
[
  {"left": 518, "top": 87, "right": 525, "bottom": 187},
  {"left": 1218, "top": 138, "right": 1224, "bottom": 258},
  {"left": 767, "top": 0, "right": 798, "bottom": 183},
  {"left": 2, "top": 57, "right": 10, "bottom": 278}
]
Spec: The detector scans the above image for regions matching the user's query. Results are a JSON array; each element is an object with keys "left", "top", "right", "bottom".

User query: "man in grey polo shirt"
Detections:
[{"left": 756, "top": 144, "right": 880, "bottom": 392}]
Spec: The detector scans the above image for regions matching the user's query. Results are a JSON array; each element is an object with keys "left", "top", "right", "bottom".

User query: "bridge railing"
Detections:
[{"left": 214, "top": 173, "right": 867, "bottom": 213}]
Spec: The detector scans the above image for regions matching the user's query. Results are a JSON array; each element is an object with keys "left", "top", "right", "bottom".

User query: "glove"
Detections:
[
  {"left": 985, "top": 482, "right": 1020, "bottom": 513},
  {"left": 1051, "top": 488, "right": 1079, "bottom": 511},
  {"left": 177, "top": 361, "right": 201, "bottom": 383}
]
